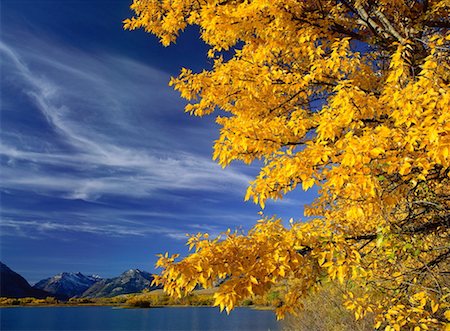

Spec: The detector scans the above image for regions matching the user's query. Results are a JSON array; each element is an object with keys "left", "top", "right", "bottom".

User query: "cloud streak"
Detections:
[
  {"left": 0, "top": 37, "right": 251, "bottom": 201},
  {"left": 0, "top": 218, "right": 226, "bottom": 241}
]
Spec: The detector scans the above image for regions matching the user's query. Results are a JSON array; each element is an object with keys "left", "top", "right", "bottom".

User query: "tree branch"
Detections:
[
  {"left": 423, "top": 20, "right": 450, "bottom": 29},
  {"left": 372, "top": 9, "right": 406, "bottom": 43}
]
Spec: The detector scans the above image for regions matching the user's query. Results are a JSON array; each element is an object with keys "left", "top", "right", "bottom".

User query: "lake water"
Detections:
[{"left": 0, "top": 306, "right": 281, "bottom": 331}]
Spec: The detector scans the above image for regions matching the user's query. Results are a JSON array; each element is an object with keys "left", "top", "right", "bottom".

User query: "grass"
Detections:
[
  {"left": 123, "top": 289, "right": 216, "bottom": 307},
  {"left": 0, "top": 289, "right": 218, "bottom": 308},
  {"left": 282, "top": 284, "right": 374, "bottom": 331}
]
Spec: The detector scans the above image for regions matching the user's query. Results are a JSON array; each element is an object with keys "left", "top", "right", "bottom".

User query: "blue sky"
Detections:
[{"left": 0, "top": 0, "right": 317, "bottom": 284}]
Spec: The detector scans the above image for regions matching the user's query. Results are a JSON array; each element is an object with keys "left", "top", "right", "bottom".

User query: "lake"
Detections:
[{"left": 0, "top": 306, "right": 281, "bottom": 331}]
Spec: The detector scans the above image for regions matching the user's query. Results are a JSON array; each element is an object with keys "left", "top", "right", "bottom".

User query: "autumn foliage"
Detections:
[{"left": 125, "top": 0, "right": 450, "bottom": 329}]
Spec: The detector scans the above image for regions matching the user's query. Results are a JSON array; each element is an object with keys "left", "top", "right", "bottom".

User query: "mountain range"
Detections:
[{"left": 0, "top": 262, "right": 160, "bottom": 300}]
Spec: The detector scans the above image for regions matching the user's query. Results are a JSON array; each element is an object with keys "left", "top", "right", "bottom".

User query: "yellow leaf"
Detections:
[
  {"left": 370, "top": 147, "right": 384, "bottom": 158},
  {"left": 250, "top": 276, "right": 259, "bottom": 284},
  {"left": 302, "top": 178, "right": 315, "bottom": 191},
  {"left": 445, "top": 310, "right": 450, "bottom": 320},
  {"left": 337, "top": 266, "right": 345, "bottom": 284},
  {"left": 431, "top": 300, "right": 439, "bottom": 313}
]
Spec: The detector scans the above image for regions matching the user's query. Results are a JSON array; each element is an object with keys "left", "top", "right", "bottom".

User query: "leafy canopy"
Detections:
[{"left": 125, "top": 0, "right": 450, "bottom": 329}]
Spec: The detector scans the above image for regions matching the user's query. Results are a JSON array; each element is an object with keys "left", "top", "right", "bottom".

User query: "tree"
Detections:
[{"left": 125, "top": 0, "right": 450, "bottom": 329}]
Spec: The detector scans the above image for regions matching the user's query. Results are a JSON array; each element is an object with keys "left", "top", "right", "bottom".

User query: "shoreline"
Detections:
[{"left": 0, "top": 303, "right": 274, "bottom": 310}]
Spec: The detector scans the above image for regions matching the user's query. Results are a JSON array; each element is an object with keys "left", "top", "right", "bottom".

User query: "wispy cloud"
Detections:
[
  {"left": 0, "top": 152, "right": 249, "bottom": 201},
  {"left": 0, "top": 37, "right": 251, "bottom": 201},
  {"left": 0, "top": 218, "right": 225, "bottom": 241}
]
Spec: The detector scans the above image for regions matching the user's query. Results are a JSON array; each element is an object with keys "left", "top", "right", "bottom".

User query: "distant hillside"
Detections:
[
  {"left": 0, "top": 262, "right": 50, "bottom": 298},
  {"left": 82, "top": 269, "right": 159, "bottom": 298},
  {"left": 33, "top": 272, "right": 102, "bottom": 300}
]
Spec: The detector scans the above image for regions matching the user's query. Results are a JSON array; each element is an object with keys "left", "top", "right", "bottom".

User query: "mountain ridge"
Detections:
[
  {"left": 33, "top": 271, "right": 103, "bottom": 300},
  {"left": 81, "top": 268, "right": 160, "bottom": 298},
  {"left": 0, "top": 262, "right": 51, "bottom": 299}
]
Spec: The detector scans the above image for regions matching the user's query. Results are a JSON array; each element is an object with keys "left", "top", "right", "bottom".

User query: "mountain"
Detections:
[
  {"left": 0, "top": 262, "right": 51, "bottom": 298},
  {"left": 82, "top": 269, "right": 159, "bottom": 298},
  {"left": 1, "top": 264, "right": 158, "bottom": 300},
  {"left": 33, "top": 272, "right": 102, "bottom": 300}
]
